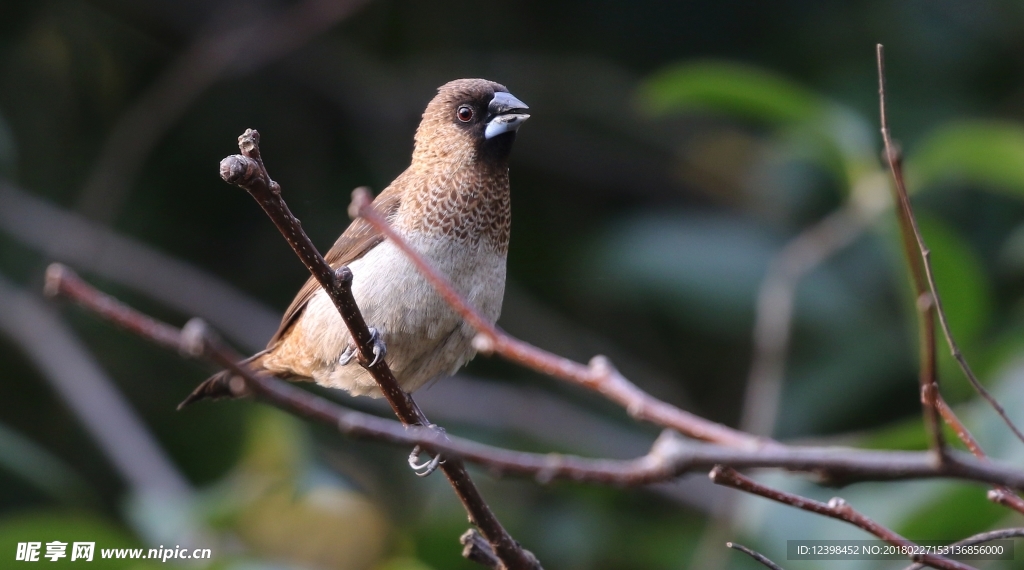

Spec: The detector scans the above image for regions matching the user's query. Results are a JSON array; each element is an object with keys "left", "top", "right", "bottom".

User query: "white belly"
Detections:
[{"left": 298, "top": 234, "right": 506, "bottom": 395}]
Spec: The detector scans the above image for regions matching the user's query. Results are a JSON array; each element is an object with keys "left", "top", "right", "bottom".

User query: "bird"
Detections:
[{"left": 181, "top": 78, "right": 529, "bottom": 407}]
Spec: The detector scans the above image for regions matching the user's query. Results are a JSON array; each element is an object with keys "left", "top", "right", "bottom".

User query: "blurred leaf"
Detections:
[
  {"left": 922, "top": 215, "right": 993, "bottom": 342},
  {"left": 639, "top": 60, "right": 877, "bottom": 204},
  {"left": 966, "top": 354, "right": 1024, "bottom": 461},
  {"left": 897, "top": 484, "right": 1007, "bottom": 540},
  {"left": 778, "top": 323, "right": 912, "bottom": 437},
  {"left": 237, "top": 407, "right": 310, "bottom": 480},
  {"left": 998, "top": 221, "right": 1024, "bottom": 274},
  {"left": 638, "top": 60, "right": 826, "bottom": 125},
  {"left": 0, "top": 421, "right": 95, "bottom": 504},
  {"left": 578, "top": 214, "right": 776, "bottom": 335},
  {"left": 206, "top": 408, "right": 391, "bottom": 570},
  {"left": 909, "top": 121, "right": 1024, "bottom": 196},
  {"left": 235, "top": 485, "right": 389, "bottom": 570},
  {"left": 973, "top": 324, "right": 1024, "bottom": 382},
  {"left": 860, "top": 416, "right": 929, "bottom": 451}
]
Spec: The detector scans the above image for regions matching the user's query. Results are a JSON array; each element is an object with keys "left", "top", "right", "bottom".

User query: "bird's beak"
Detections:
[{"left": 485, "top": 92, "right": 530, "bottom": 139}]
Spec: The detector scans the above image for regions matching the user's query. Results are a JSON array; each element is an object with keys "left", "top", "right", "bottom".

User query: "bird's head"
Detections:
[{"left": 412, "top": 78, "right": 529, "bottom": 165}]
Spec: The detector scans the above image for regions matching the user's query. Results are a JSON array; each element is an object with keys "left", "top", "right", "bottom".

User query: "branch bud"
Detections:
[{"left": 472, "top": 333, "right": 495, "bottom": 355}]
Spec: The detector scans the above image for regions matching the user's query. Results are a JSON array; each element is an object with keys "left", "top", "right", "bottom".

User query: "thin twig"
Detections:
[
  {"left": 348, "top": 188, "right": 771, "bottom": 451},
  {"left": 710, "top": 466, "right": 976, "bottom": 570},
  {"left": 462, "top": 530, "right": 503, "bottom": 570},
  {"left": 44, "top": 264, "right": 1024, "bottom": 492},
  {"left": 877, "top": 44, "right": 1024, "bottom": 448},
  {"left": 936, "top": 398, "right": 985, "bottom": 458},
  {"left": 879, "top": 42, "right": 1024, "bottom": 516},
  {"left": 877, "top": 44, "right": 945, "bottom": 457},
  {"left": 936, "top": 398, "right": 1024, "bottom": 515},
  {"left": 903, "top": 528, "right": 1024, "bottom": 570},
  {"left": 726, "top": 542, "right": 784, "bottom": 570},
  {"left": 988, "top": 487, "right": 1024, "bottom": 514}
]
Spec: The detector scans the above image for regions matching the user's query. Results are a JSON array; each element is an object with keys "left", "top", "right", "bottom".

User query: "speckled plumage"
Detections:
[{"left": 185, "top": 79, "right": 527, "bottom": 403}]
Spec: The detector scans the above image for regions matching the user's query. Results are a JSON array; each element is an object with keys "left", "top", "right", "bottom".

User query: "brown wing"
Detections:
[{"left": 267, "top": 183, "right": 404, "bottom": 347}]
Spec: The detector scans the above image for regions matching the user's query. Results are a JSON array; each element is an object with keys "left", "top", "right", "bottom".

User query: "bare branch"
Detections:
[
  {"left": 936, "top": 398, "right": 1024, "bottom": 515},
  {"left": 710, "top": 466, "right": 976, "bottom": 570},
  {"left": 348, "top": 188, "right": 770, "bottom": 450},
  {"left": 903, "top": 528, "right": 1024, "bottom": 570},
  {"left": 878, "top": 44, "right": 1024, "bottom": 520},
  {"left": 877, "top": 44, "right": 1024, "bottom": 448},
  {"left": 462, "top": 530, "right": 502, "bottom": 569},
  {"left": 987, "top": 487, "right": 1024, "bottom": 515},
  {"left": 726, "top": 542, "right": 784, "bottom": 570},
  {"left": 877, "top": 44, "right": 944, "bottom": 456}
]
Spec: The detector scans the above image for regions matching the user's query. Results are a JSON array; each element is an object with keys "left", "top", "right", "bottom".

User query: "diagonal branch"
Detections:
[
  {"left": 877, "top": 44, "right": 1024, "bottom": 449},
  {"left": 903, "top": 528, "right": 1024, "bottom": 570},
  {"left": 936, "top": 399, "right": 1024, "bottom": 515},
  {"left": 710, "top": 466, "right": 976, "bottom": 570},
  {"left": 347, "top": 188, "right": 771, "bottom": 451},
  {"left": 726, "top": 542, "right": 784, "bottom": 570}
]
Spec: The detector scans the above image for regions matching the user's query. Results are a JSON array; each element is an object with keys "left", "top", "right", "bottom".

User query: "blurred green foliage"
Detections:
[{"left": 3, "top": 1, "right": 1024, "bottom": 569}]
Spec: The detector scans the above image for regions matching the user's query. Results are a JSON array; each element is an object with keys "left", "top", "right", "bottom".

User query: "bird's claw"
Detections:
[
  {"left": 338, "top": 327, "right": 387, "bottom": 367},
  {"left": 409, "top": 446, "right": 443, "bottom": 476},
  {"left": 367, "top": 327, "right": 386, "bottom": 367},
  {"left": 408, "top": 424, "right": 445, "bottom": 477},
  {"left": 338, "top": 344, "right": 357, "bottom": 366}
]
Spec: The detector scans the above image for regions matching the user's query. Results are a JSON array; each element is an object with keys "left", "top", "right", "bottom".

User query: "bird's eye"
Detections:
[{"left": 456, "top": 105, "right": 474, "bottom": 122}]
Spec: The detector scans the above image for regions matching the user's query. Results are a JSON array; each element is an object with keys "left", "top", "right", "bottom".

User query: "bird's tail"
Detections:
[{"left": 177, "top": 351, "right": 268, "bottom": 410}]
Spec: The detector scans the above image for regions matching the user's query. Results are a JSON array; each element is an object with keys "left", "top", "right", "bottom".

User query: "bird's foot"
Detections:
[
  {"left": 338, "top": 344, "right": 357, "bottom": 366},
  {"left": 409, "top": 424, "right": 446, "bottom": 477},
  {"left": 338, "top": 327, "right": 387, "bottom": 367},
  {"left": 365, "top": 327, "right": 387, "bottom": 367}
]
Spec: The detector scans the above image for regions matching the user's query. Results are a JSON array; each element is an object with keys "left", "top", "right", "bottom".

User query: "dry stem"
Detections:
[
  {"left": 710, "top": 466, "right": 976, "bottom": 570},
  {"left": 877, "top": 44, "right": 1024, "bottom": 449},
  {"left": 726, "top": 542, "right": 784, "bottom": 570}
]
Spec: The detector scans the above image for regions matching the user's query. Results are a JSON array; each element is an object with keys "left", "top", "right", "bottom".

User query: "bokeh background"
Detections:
[{"left": 2, "top": 1, "right": 1024, "bottom": 568}]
